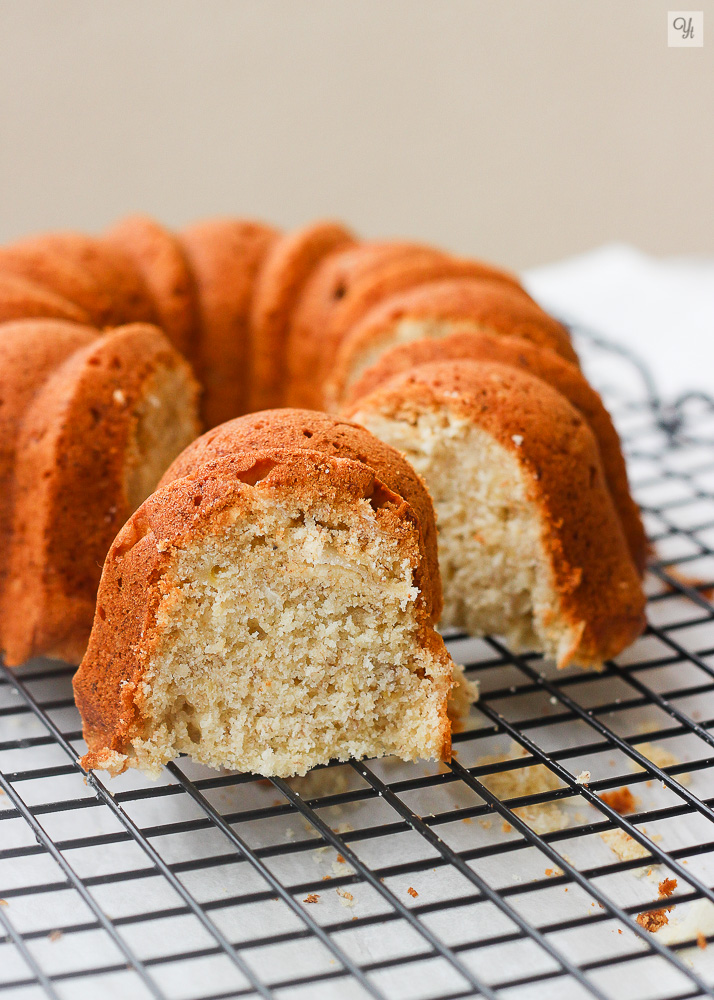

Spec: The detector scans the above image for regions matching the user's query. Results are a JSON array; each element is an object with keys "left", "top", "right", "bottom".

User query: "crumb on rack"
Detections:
[
  {"left": 600, "top": 787, "right": 638, "bottom": 814},
  {"left": 630, "top": 743, "right": 691, "bottom": 784},
  {"left": 478, "top": 743, "right": 568, "bottom": 834},
  {"left": 658, "top": 877, "right": 677, "bottom": 898},
  {"left": 698, "top": 932, "right": 707, "bottom": 949},
  {"left": 600, "top": 828, "right": 650, "bottom": 861},
  {"left": 337, "top": 889, "right": 354, "bottom": 908},
  {"left": 407, "top": 887, "right": 418, "bottom": 898},
  {"left": 575, "top": 770, "right": 590, "bottom": 784},
  {"left": 545, "top": 867, "right": 564, "bottom": 877},
  {"left": 303, "top": 893, "right": 319, "bottom": 903},
  {"left": 47, "top": 930, "right": 62, "bottom": 942},
  {"left": 336, "top": 854, "right": 345, "bottom": 863},
  {"left": 636, "top": 907, "right": 672, "bottom": 932}
]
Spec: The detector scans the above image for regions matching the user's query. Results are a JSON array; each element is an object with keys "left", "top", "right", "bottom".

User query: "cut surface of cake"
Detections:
[
  {"left": 74, "top": 448, "right": 455, "bottom": 777},
  {"left": 346, "top": 359, "right": 646, "bottom": 669},
  {"left": 161, "top": 407, "right": 443, "bottom": 622},
  {"left": 343, "top": 329, "right": 647, "bottom": 573}
]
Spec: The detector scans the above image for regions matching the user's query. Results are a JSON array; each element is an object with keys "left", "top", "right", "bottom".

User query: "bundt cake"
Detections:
[
  {"left": 345, "top": 360, "right": 646, "bottom": 669},
  {"left": 179, "top": 218, "right": 279, "bottom": 428},
  {"left": 0, "top": 211, "right": 646, "bottom": 691},
  {"left": 324, "top": 277, "right": 580, "bottom": 411},
  {"left": 0, "top": 271, "right": 91, "bottom": 325},
  {"left": 284, "top": 242, "right": 528, "bottom": 409},
  {"left": 73, "top": 446, "right": 455, "bottom": 777},
  {"left": 249, "top": 220, "right": 356, "bottom": 411},
  {"left": 343, "top": 329, "right": 647, "bottom": 573},
  {"left": 162, "top": 408, "right": 443, "bottom": 622},
  {"left": 0, "top": 320, "right": 200, "bottom": 666},
  {"left": 105, "top": 214, "right": 198, "bottom": 358},
  {"left": 0, "top": 232, "right": 157, "bottom": 327}
]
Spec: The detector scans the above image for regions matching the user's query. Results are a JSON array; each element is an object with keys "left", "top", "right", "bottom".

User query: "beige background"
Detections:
[{"left": 0, "top": 0, "right": 711, "bottom": 270}]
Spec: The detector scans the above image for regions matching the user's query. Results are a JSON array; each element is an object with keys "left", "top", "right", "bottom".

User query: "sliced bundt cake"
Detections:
[
  {"left": 0, "top": 321, "right": 200, "bottom": 666},
  {"left": 346, "top": 360, "right": 646, "bottom": 669},
  {"left": 343, "top": 330, "right": 647, "bottom": 573},
  {"left": 285, "top": 242, "right": 525, "bottom": 409},
  {"left": 325, "top": 277, "right": 580, "bottom": 410},
  {"left": 74, "top": 447, "right": 455, "bottom": 777},
  {"left": 162, "top": 408, "right": 443, "bottom": 622}
]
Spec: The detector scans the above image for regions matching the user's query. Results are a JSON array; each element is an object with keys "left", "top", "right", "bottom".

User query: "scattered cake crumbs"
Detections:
[
  {"left": 478, "top": 818, "right": 492, "bottom": 830},
  {"left": 630, "top": 742, "right": 691, "bottom": 784},
  {"left": 407, "top": 887, "right": 418, "bottom": 898},
  {"left": 336, "top": 854, "right": 345, "bottom": 863},
  {"left": 478, "top": 743, "right": 568, "bottom": 834},
  {"left": 636, "top": 907, "right": 672, "bottom": 932},
  {"left": 698, "top": 932, "right": 707, "bottom": 949},
  {"left": 545, "top": 867, "right": 564, "bottom": 878},
  {"left": 337, "top": 889, "right": 354, "bottom": 908},
  {"left": 0, "top": 899, "right": 7, "bottom": 906},
  {"left": 658, "top": 877, "right": 677, "bottom": 898},
  {"left": 600, "top": 828, "right": 650, "bottom": 861},
  {"left": 502, "top": 820, "right": 512, "bottom": 833},
  {"left": 600, "top": 786, "right": 638, "bottom": 814},
  {"left": 47, "top": 930, "right": 62, "bottom": 942},
  {"left": 461, "top": 816, "right": 472, "bottom": 824},
  {"left": 322, "top": 875, "right": 332, "bottom": 881},
  {"left": 575, "top": 770, "right": 590, "bottom": 784},
  {"left": 303, "top": 893, "right": 319, "bottom": 903}
]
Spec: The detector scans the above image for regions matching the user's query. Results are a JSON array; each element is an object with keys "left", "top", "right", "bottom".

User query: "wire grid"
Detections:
[{"left": 1, "top": 328, "right": 714, "bottom": 1000}]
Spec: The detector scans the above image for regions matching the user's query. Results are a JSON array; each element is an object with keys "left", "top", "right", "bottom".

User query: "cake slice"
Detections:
[
  {"left": 343, "top": 330, "right": 647, "bottom": 573},
  {"left": 0, "top": 322, "right": 200, "bottom": 666},
  {"left": 346, "top": 360, "right": 646, "bottom": 669},
  {"left": 74, "top": 448, "right": 455, "bottom": 777}
]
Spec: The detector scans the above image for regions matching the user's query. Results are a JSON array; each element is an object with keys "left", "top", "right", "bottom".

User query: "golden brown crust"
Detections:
[
  {"left": 0, "top": 320, "right": 99, "bottom": 646},
  {"left": 285, "top": 242, "right": 439, "bottom": 409},
  {"left": 1, "top": 232, "right": 157, "bottom": 327},
  {"left": 327, "top": 277, "right": 579, "bottom": 409},
  {"left": 250, "top": 220, "right": 356, "bottom": 411},
  {"left": 180, "top": 218, "right": 279, "bottom": 428},
  {"left": 346, "top": 360, "right": 646, "bottom": 667},
  {"left": 344, "top": 330, "right": 647, "bottom": 573},
  {"left": 105, "top": 215, "right": 198, "bottom": 358},
  {"left": 285, "top": 243, "right": 525, "bottom": 409},
  {"left": 73, "top": 448, "right": 439, "bottom": 766},
  {"left": 0, "top": 323, "right": 199, "bottom": 666},
  {"left": 160, "top": 407, "right": 443, "bottom": 622},
  {"left": 0, "top": 272, "right": 92, "bottom": 325}
]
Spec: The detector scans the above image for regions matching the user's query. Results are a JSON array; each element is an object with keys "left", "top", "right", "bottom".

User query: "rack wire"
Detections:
[{"left": 1, "top": 326, "right": 714, "bottom": 1000}]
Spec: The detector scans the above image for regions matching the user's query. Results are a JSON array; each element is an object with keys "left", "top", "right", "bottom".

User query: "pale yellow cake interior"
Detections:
[
  {"left": 124, "top": 364, "right": 199, "bottom": 512},
  {"left": 350, "top": 405, "right": 583, "bottom": 666},
  {"left": 127, "top": 489, "right": 453, "bottom": 776},
  {"left": 340, "top": 318, "right": 490, "bottom": 400}
]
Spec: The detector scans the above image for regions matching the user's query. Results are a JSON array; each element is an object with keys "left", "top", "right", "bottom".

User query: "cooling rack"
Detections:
[{"left": 2, "top": 326, "right": 714, "bottom": 1000}]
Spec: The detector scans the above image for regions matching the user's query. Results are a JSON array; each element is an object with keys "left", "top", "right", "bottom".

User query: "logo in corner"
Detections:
[{"left": 668, "top": 11, "right": 704, "bottom": 46}]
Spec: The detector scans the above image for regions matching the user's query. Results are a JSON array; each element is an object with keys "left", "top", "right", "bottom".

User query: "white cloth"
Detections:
[{"left": 523, "top": 244, "right": 714, "bottom": 400}]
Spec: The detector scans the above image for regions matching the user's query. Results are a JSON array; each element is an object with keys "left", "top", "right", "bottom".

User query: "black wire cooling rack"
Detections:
[{"left": 2, "top": 327, "right": 714, "bottom": 1000}]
